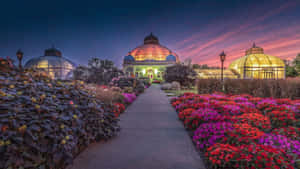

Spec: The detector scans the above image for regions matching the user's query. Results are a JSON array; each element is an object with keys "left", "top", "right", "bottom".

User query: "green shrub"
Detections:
[
  {"left": 164, "top": 64, "right": 197, "bottom": 87},
  {"left": 73, "top": 58, "right": 123, "bottom": 85},
  {"left": 197, "top": 78, "right": 300, "bottom": 99}
]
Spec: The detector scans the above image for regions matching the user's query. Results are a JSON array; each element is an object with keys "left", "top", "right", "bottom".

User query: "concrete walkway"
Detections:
[{"left": 70, "top": 84, "right": 205, "bottom": 169}]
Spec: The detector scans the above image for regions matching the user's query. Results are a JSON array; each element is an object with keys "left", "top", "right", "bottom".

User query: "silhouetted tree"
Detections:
[
  {"left": 73, "top": 58, "right": 123, "bottom": 85},
  {"left": 286, "top": 65, "right": 298, "bottom": 77},
  {"left": 293, "top": 53, "right": 300, "bottom": 75},
  {"left": 164, "top": 64, "right": 197, "bottom": 87}
]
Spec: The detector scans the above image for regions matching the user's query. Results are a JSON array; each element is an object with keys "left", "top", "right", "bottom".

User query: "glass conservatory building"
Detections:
[
  {"left": 229, "top": 44, "right": 285, "bottom": 79},
  {"left": 123, "top": 33, "right": 179, "bottom": 81},
  {"left": 25, "top": 47, "right": 76, "bottom": 79},
  {"left": 196, "top": 69, "right": 238, "bottom": 79}
]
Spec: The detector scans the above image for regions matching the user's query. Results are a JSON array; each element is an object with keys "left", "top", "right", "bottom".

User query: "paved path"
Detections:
[{"left": 70, "top": 84, "right": 205, "bottom": 169}]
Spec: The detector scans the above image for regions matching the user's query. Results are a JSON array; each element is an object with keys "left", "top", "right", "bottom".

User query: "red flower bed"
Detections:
[
  {"left": 205, "top": 143, "right": 239, "bottom": 167},
  {"left": 234, "top": 113, "right": 271, "bottom": 130},
  {"left": 206, "top": 143, "right": 294, "bottom": 169},
  {"left": 272, "top": 126, "right": 300, "bottom": 141},
  {"left": 171, "top": 93, "right": 299, "bottom": 169},
  {"left": 226, "top": 123, "right": 265, "bottom": 144},
  {"left": 178, "top": 108, "right": 195, "bottom": 121},
  {"left": 267, "top": 110, "right": 296, "bottom": 128},
  {"left": 113, "top": 103, "right": 126, "bottom": 117}
]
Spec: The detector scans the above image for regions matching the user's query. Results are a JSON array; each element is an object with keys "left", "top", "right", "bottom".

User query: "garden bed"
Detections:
[
  {"left": 171, "top": 92, "right": 300, "bottom": 169},
  {"left": 0, "top": 68, "right": 148, "bottom": 168},
  {"left": 0, "top": 70, "right": 122, "bottom": 169}
]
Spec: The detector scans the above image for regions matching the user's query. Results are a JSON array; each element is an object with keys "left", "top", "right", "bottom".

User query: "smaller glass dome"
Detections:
[
  {"left": 229, "top": 43, "right": 285, "bottom": 79},
  {"left": 25, "top": 47, "right": 76, "bottom": 79},
  {"left": 124, "top": 55, "right": 135, "bottom": 62},
  {"left": 166, "top": 55, "right": 176, "bottom": 61}
]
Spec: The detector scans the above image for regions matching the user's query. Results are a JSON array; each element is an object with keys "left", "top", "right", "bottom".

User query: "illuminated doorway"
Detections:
[{"left": 146, "top": 69, "right": 154, "bottom": 81}]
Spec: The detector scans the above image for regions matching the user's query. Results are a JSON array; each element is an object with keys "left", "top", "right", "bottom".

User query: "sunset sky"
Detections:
[{"left": 0, "top": 0, "right": 300, "bottom": 67}]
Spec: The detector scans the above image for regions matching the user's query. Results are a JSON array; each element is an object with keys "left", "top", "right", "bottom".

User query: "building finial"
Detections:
[{"left": 17, "top": 48, "right": 23, "bottom": 53}]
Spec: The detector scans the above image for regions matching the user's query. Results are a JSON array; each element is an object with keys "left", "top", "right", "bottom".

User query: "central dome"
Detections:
[
  {"left": 127, "top": 33, "right": 179, "bottom": 61},
  {"left": 144, "top": 32, "right": 159, "bottom": 44}
]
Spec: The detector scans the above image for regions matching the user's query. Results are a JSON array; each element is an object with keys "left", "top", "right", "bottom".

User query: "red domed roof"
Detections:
[{"left": 128, "top": 33, "right": 179, "bottom": 61}]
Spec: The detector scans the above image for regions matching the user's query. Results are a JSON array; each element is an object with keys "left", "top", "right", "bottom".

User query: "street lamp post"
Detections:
[
  {"left": 219, "top": 51, "right": 226, "bottom": 82},
  {"left": 16, "top": 49, "right": 24, "bottom": 70}
]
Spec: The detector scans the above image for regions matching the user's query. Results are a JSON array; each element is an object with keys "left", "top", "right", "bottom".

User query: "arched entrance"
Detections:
[{"left": 146, "top": 69, "right": 154, "bottom": 81}]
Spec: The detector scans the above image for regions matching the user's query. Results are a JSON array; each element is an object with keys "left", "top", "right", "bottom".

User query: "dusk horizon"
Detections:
[{"left": 1, "top": 0, "right": 300, "bottom": 67}]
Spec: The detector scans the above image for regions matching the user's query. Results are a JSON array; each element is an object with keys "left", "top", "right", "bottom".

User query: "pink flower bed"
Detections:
[
  {"left": 122, "top": 93, "right": 137, "bottom": 104},
  {"left": 171, "top": 93, "right": 300, "bottom": 169}
]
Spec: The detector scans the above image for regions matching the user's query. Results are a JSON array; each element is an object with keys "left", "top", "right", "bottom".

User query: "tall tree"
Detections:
[
  {"left": 164, "top": 64, "right": 197, "bottom": 87},
  {"left": 293, "top": 53, "right": 300, "bottom": 74},
  {"left": 74, "top": 58, "right": 123, "bottom": 85},
  {"left": 286, "top": 65, "right": 298, "bottom": 77}
]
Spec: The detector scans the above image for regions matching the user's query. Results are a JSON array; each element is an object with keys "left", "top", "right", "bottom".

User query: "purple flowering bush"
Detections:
[
  {"left": 183, "top": 108, "right": 233, "bottom": 130},
  {"left": 122, "top": 93, "right": 136, "bottom": 104},
  {"left": 258, "top": 134, "right": 300, "bottom": 159},
  {"left": 193, "top": 122, "right": 233, "bottom": 149},
  {"left": 220, "top": 104, "right": 241, "bottom": 115}
]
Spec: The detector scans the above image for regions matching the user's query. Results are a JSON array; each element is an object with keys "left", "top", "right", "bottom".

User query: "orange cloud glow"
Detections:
[{"left": 173, "top": 3, "right": 300, "bottom": 67}]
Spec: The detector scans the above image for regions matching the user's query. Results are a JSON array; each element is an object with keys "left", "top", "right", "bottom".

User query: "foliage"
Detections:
[
  {"left": 160, "top": 83, "right": 173, "bottom": 90},
  {"left": 293, "top": 53, "right": 300, "bottom": 74},
  {"left": 138, "top": 77, "right": 151, "bottom": 87},
  {"left": 0, "top": 57, "right": 14, "bottom": 72},
  {"left": 286, "top": 65, "right": 298, "bottom": 77},
  {"left": 161, "top": 81, "right": 180, "bottom": 90},
  {"left": 73, "top": 58, "right": 123, "bottom": 85},
  {"left": 0, "top": 70, "right": 120, "bottom": 169},
  {"left": 83, "top": 84, "right": 125, "bottom": 104},
  {"left": 192, "top": 64, "right": 220, "bottom": 69},
  {"left": 197, "top": 78, "right": 300, "bottom": 99},
  {"left": 111, "top": 76, "right": 147, "bottom": 95},
  {"left": 164, "top": 64, "right": 197, "bottom": 87}
]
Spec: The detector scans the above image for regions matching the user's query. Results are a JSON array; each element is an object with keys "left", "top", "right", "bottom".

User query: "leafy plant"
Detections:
[
  {"left": 164, "top": 64, "right": 197, "bottom": 87},
  {"left": 197, "top": 79, "right": 300, "bottom": 99},
  {"left": 0, "top": 69, "right": 120, "bottom": 169}
]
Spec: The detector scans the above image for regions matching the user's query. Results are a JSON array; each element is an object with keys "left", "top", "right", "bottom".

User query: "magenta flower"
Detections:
[
  {"left": 258, "top": 134, "right": 300, "bottom": 158},
  {"left": 122, "top": 93, "right": 136, "bottom": 103},
  {"left": 193, "top": 122, "right": 233, "bottom": 149}
]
